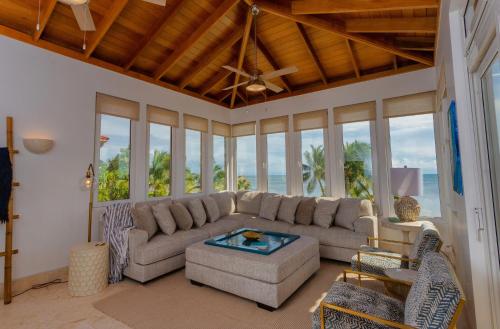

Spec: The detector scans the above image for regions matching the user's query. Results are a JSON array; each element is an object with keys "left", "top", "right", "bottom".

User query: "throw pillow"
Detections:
[
  {"left": 209, "top": 192, "right": 236, "bottom": 216},
  {"left": 236, "top": 191, "right": 263, "bottom": 215},
  {"left": 151, "top": 202, "right": 176, "bottom": 236},
  {"left": 187, "top": 199, "right": 207, "bottom": 228},
  {"left": 313, "top": 198, "right": 340, "bottom": 228},
  {"left": 202, "top": 196, "right": 221, "bottom": 222},
  {"left": 295, "top": 197, "right": 317, "bottom": 225},
  {"left": 277, "top": 196, "right": 301, "bottom": 224},
  {"left": 335, "top": 198, "right": 361, "bottom": 230},
  {"left": 131, "top": 205, "right": 158, "bottom": 240},
  {"left": 169, "top": 203, "right": 193, "bottom": 230},
  {"left": 259, "top": 194, "right": 282, "bottom": 221}
]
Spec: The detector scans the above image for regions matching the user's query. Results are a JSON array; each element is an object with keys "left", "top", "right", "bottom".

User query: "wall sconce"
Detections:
[{"left": 23, "top": 138, "right": 54, "bottom": 154}]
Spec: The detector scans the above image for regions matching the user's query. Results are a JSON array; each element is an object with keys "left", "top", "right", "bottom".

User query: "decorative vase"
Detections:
[{"left": 394, "top": 196, "right": 420, "bottom": 222}]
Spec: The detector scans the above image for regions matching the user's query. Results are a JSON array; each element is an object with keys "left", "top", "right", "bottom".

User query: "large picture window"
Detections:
[
  {"left": 212, "top": 121, "right": 231, "bottom": 192},
  {"left": 261, "top": 116, "right": 289, "bottom": 194},
  {"left": 184, "top": 114, "right": 207, "bottom": 194},
  {"left": 233, "top": 122, "right": 257, "bottom": 191},
  {"left": 148, "top": 123, "right": 172, "bottom": 198}
]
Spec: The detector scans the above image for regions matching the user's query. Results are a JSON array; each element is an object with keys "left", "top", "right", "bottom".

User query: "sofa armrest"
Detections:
[
  {"left": 353, "top": 216, "right": 378, "bottom": 237},
  {"left": 128, "top": 228, "right": 148, "bottom": 263}
]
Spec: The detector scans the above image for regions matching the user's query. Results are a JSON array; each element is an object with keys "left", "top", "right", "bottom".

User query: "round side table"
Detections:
[{"left": 68, "top": 242, "right": 109, "bottom": 297}]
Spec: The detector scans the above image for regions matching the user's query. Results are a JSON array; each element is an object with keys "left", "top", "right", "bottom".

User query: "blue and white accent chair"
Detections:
[{"left": 313, "top": 252, "right": 465, "bottom": 329}]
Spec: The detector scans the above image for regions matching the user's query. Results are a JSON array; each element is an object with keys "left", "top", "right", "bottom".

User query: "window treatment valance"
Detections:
[
  {"left": 260, "top": 116, "right": 289, "bottom": 135},
  {"left": 96, "top": 93, "right": 140, "bottom": 121},
  {"left": 383, "top": 91, "right": 437, "bottom": 118},
  {"left": 293, "top": 110, "right": 328, "bottom": 131},
  {"left": 232, "top": 121, "right": 256, "bottom": 137},
  {"left": 147, "top": 105, "right": 179, "bottom": 127},
  {"left": 212, "top": 121, "right": 231, "bottom": 137},
  {"left": 184, "top": 114, "right": 208, "bottom": 133},
  {"left": 334, "top": 101, "right": 376, "bottom": 124}
]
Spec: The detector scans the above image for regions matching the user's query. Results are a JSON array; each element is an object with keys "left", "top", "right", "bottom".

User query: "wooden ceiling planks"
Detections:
[{"left": 0, "top": 0, "right": 440, "bottom": 108}]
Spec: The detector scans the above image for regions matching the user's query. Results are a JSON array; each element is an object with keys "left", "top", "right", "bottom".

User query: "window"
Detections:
[
  {"left": 185, "top": 129, "right": 202, "bottom": 193},
  {"left": 233, "top": 122, "right": 257, "bottom": 191},
  {"left": 213, "top": 135, "right": 227, "bottom": 191},
  {"left": 148, "top": 123, "right": 171, "bottom": 197},
  {"left": 95, "top": 93, "right": 138, "bottom": 202},
  {"left": 261, "top": 116, "right": 289, "bottom": 194},
  {"left": 301, "top": 129, "right": 326, "bottom": 197}
]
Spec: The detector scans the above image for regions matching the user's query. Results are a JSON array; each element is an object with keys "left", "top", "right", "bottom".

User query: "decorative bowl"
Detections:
[{"left": 242, "top": 231, "right": 263, "bottom": 241}]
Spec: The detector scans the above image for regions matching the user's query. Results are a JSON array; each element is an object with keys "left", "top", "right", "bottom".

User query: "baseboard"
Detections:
[{"left": 0, "top": 266, "right": 68, "bottom": 300}]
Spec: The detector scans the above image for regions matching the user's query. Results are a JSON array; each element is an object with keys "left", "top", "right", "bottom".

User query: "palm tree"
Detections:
[
  {"left": 237, "top": 175, "right": 252, "bottom": 190},
  {"left": 302, "top": 145, "right": 326, "bottom": 196},
  {"left": 213, "top": 164, "right": 226, "bottom": 191},
  {"left": 344, "top": 141, "right": 374, "bottom": 201},
  {"left": 148, "top": 150, "right": 171, "bottom": 197}
]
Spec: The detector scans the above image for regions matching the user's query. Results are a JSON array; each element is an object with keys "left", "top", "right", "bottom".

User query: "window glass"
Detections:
[
  {"left": 148, "top": 123, "right": 171, "bottom": 198},
  {"left": 213, "top": 135, "right": 227, "bottom": 191},
  {"left": 236, "top": 135, "right": 257, "bottom": 191},
  {"left": 389, "top": 114, "right": 441, "bottom": 217},
  {"left": 185, "top": 129, "right": 202, "bottom": 194},
  {"left": 343, "top": 121, "right": 373, "bottom": 201},
  {"left": 267, "top": 132, "right": 287, "bottom": 194},
  {"left": 98, "top": 114, "right": 131, "bottom": 202},
  {"left": 301, "top": 129, "right": 326, "bottom": 197}
]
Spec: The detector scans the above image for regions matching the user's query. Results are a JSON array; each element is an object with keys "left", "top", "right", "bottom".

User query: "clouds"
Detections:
[{"left": 236, "top": 135, "right": 257, "bottom": 176}]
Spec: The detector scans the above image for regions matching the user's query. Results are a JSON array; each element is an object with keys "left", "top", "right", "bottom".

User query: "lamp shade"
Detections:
[
  {"left": 23, "top": 138, "right": 54, "bottom": 154},
  {"left": 390, "top": 167, "right": 423, "bottom": 196}
]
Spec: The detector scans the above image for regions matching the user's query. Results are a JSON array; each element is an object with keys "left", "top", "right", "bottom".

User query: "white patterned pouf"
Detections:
[{"left": 68, "top": 242, "right": 109, "bottom": 297}]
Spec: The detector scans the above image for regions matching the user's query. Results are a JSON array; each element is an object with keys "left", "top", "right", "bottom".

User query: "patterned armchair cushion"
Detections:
[
  {"left": 312, "top": 282, "right": 404, "bottom": 329},
  {"left": 409, "top": 222, "right": 442, "bottom": 270},
  {"left": 405, "top": 252, "right": 463, "bottom": 329},
  {"left": 350, "top": 246, "right": 405, "bottom": 275}
]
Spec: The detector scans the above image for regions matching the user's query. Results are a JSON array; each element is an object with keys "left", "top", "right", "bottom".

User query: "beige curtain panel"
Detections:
[
  {"left": 212, "top": 121, "right": 231, "bottom": 137},
  {"left": 184, "top": 114, "right": 208, "bottom": 133},
  {"left": 95, "top": 93, "right": 140, "bottom": 121},
  {"left": 260, "top": 116, "right": 289, "bottom": 135},
  {"left": 147, "top": 105, "right": 179, "bottom": 127},
  {"left": 232, "top": 121, "right": 256, "bottom": 137},
  {"left": 334, "top": 101, "right": 376, "bottom": 124},
  {"left": 293, "top": 109, "right": 328, "bottom": 131},
  {"left": 383, "top": 91, "right": 437, "bottom": 118}
]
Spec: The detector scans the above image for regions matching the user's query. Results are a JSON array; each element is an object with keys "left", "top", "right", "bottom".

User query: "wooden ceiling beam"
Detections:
[
  {"left": 345, "top": 17, "right": 437, "bottom": 34},
  {"left": 84, "top": 0, "right": 128, "bottom": 58},
  {"left": 395, "top": 38, "right": 435, "bottom": 52},
  {"left": 123, "top": 0, "right": 183, "bottom": 70},
  {"left": 254, "top": 37, "right": 292, "bottom": 93},
  {"left": 345, "top": 40, "right": 360, "bottom": 78},
  {"left": 200, "top": 62, "right": 235, "bottom": 96},
  {"left": 179, "top": 28, "right": 243, "bottom": 89},
  {"left": 236, "top": 90, "right": 248, "bottom": 105},
  {"left": 33, "top": 0, "right": 58, "bottom": 41},
  {"left": 291, "top": 0, "right": 439, "bottom": 14},
  {"left": 219, "top": 91, "right": 232, "bottom": 103},
  {"left": 230, "top": 9, "right": 253, "bottom": 108},
  {"left": 295, "top": 23, "right": 327, "bottom": 84},
  {"left": 153, "top": 0, "right": 239, "bottom": 81},
  {"left": 247, "top": 0, "right": 434, "bottom": 66}
]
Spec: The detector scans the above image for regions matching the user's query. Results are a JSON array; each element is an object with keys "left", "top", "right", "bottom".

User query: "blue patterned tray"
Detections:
[{"left": 205, "top": 228, "right": 300, "bottom": 255}]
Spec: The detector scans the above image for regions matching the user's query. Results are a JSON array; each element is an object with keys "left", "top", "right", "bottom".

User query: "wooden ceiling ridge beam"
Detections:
[
  {"left": 153, "top": 0, "right": 239, "bottom": 81},
  {"left": 179, "top": 28, "right": 244, "bottom": 89},
  {"left": 246, "top": 0, "right": 434, "bottom": 67},
  {"left": 291, "top": 0, "right": 439, "bottom": 14},
  {"left": 345, "top": 40, "right": 360, "bottom": 79},
  {"left": 33, "top": 0, "right": 58, "bottom": 41},
  {"left": 295, "top": 23, "right": 327, "bottom": 84},
  {"left": 254, "top": 36, "right": 292, "bottom": 93},
  {"left": 230, "top": 9, "right": 253, "bottom": 108},
  {"left": 84, "top": 0, "right": 128, "bottom": 58},
  {"left": 123, "top": 0, "right": 184, "bottom": 70},
  {"left": 345, "top": 17, "right": 437, "bottom": 34}
]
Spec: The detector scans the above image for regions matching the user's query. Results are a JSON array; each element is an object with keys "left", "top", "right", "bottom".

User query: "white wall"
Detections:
[{"left": 0, "top": 35, "right": 229, "bottom": 282}]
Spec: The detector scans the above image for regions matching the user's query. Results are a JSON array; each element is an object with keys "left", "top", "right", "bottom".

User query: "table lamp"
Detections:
[
  {"left": 390, "top": 167, "right": 423, "bottom": 222},
  {"left": 83, "top": 164, "right": 95, "bottom": 242}
]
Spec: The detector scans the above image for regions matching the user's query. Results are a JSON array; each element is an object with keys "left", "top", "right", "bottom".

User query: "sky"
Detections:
[
  {"left": 100, "top": 115, "right": 130, "bottom": 162},
  {"left": 213, "top": 135, "right": 226, "bottom": 170},
  {"left": 149, "top": 123, "right": 171, "bottom": 163},
  {"left": 185, "top": 129, "right": 201, "bottom": 174},
  {"left": 236, "top": 135, "right": 257, "bottom": 177}
]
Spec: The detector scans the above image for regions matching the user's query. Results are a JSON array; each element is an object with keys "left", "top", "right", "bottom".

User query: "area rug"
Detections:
[{"left": 94, "top": 260, "right": 385, "bottom": 329}]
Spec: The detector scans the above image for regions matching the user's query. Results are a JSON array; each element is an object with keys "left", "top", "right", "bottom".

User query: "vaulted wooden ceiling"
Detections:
[{"left": 0, "top": 0, "right": 439, "bottom": 108}]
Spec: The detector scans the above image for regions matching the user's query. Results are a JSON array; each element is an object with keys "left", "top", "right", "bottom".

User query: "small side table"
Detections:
[
  {"left": 381, "top": 218, "right": 428, "bottom": 254},
  {"left": 68, "top": 242, "right": 109, "bottom": 297}
]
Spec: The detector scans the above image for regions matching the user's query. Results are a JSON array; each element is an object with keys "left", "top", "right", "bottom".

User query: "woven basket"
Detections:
[{"left": 394, "top": 196, "right": 420, "bottom": 222}]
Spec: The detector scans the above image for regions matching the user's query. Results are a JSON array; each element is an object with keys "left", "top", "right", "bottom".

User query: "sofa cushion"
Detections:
[
  {"left": 289, "top": 224, "right": 367, "bottom": 250},
  {"left": 200, "top": 218, "right": 243, "bottom": 237},
  {"left": 335, "top": 198, "right": 361, "bottom": 230},
  {"left": 210, "top": 192, "right": 235, "bottom": 216},
  {"left": 313, "top": 198, "right": 340, "bottom": 228},
  {"left": 187, "top": 199, "right": 207, "bottom": 228},
  {"left": 131, "top": 205, "right": 158, "bottom": 240},
  {"left": 219, "top": 213, "right": 256, "bottom": 226},
  {"left": 244, "top": 217, "right": 292, "bottom": 233},
  {"left": 236, "top": 191, "right": 263, "bottom": 215},
  {"left": 259, "top": 194, "right": 282, "bottom": 220},
  {"left": 151, "top": 202, "right": 176, "bottom": 236},
  {"left": 360, "top": 199, "right": 373, "bottom": 217},
  {"left": 277, "top": 195, "right": 301, "bottom": 224},
  {"left": 295, "top": 197, "right": 316, "bottom": 225},
  {"left": 134, "top": 229, "right": 209, "bottom": 265},
  {"left": 201, "top": 196, "right": 221, "bottom": 222},
  {"left": 169, "top": 203, "right": 193, "bottom": 230}
]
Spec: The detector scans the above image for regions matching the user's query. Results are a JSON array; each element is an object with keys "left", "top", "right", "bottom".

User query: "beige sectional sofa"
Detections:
[{"left": 124, "top": 191, "right": 377, "bottom": 283}]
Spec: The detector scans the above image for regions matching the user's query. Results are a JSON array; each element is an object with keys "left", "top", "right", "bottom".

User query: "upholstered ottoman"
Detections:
[{"left": 185, "top": 235, "right": 320, "bottom": 310}]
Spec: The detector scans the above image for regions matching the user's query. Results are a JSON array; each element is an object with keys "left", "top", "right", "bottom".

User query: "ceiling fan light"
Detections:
[
  {"left": 246, "top": 79, "right": 266, "bottom": 92},
  {"left": 59, "top": 0, "right": 88, "bottom": 5}
]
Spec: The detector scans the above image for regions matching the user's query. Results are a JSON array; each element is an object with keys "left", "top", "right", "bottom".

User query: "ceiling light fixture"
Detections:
[
  {"left": 246, "top": 77, "right": 266, "bottom": 92},
  {"left": 58, "top": 0, "right": 88, "bottom": 5}
]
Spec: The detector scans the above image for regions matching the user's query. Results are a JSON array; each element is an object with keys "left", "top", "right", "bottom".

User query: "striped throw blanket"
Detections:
[{"left": 103, "top": 202, "right": 134, "bottom": 284}]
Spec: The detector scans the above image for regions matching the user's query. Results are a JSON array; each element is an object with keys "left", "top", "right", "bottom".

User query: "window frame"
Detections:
[
  {"left": 212, "top": 134, "right": 230, "bottom": 192},
  {"left": 234, "top": 134, "right": 258, "bottom": 192},
  {"left": 184, "top": 128, "right": 204, "bottom": 195},
  {"left": 146, "top": 121, "right": 173, "bottom": 200},
  {"left": 262, "top": 131, "right": 290, "bottom": 195}
]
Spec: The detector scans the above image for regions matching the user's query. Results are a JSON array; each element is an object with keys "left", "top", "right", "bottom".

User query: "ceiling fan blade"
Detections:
[
  {"left": 142, "top": 0, "right": 167, "bottom": 5},
  {"left": 221, "top": 81, "right": 249, "bottom": 91},
  {"left": 264, "top": 80, "right": 284, "bottom": 93},
  {"left": 71, "top": 4, "right": 95, "bottom": 31},
  {"left": 260, "top": 66, "right": 298, "bottom": 80},
  {"left": 222, "top": 65, "right": 251, "bottom": 78}
]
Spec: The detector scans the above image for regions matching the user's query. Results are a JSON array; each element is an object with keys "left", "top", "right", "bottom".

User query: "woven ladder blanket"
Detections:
[{"left": 103, "top": 202, "right": 134, "bottom": 284}]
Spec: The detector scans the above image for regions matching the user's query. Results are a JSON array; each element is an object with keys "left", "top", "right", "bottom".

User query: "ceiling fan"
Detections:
[{"left": 222, "top": 4, "right": 298, "bottom": 94}]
